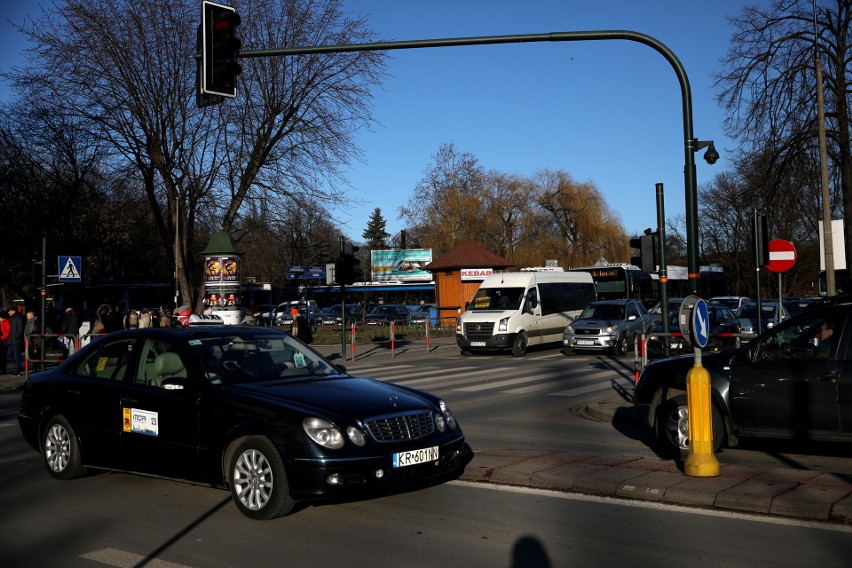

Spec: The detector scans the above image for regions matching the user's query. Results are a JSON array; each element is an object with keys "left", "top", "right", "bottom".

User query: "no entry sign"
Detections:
[{"left": 766, "top": 239, "right": 797, "bottom": 273}]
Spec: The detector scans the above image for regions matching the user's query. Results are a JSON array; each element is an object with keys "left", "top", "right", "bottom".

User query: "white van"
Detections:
[{"left": 455, "top": 271, "right": 596, "bottom": 356}]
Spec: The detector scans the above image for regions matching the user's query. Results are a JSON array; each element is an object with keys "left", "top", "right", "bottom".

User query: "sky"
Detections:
[{"left": 0, "top": 0, "right": 757, "bottom": 249}]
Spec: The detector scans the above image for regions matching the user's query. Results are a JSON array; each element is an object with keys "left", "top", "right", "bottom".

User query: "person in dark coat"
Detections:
[
  {"left": 7, "top": 307, "right": 25, "bottom": 376},
  {"left": 290, "top": 307, "right": 313, "bottom": 344},
  {"left": 60, "top": 307, "right": 81, "bottom": 356}
]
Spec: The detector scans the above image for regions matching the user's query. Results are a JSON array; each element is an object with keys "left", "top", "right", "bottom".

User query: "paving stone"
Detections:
[
  {"left": 715, "top": 479, "right": 798, "bottom": 514},
  {"left": 770, "top": 484, "right": 852, "bottom": 521},
  {"left": 617, "top": 471, "right": 685, "bottom": 501},
  {"left": 663, "top": 476, "right": 746, "bottom": 507},
  {"left": 570, "top": 466, "right": 647, "bottom": 496}
]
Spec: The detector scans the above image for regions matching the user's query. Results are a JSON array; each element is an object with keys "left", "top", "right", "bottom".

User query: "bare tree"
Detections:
[
  {"left": 11, "top": 0, "right": 385, "bottom": 308},
  {"left": 716, "top": 0, "right": 851, "bottom": 269}
]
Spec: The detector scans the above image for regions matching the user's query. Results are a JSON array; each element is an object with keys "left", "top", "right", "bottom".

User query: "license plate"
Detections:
[
  {"left": 576, "top": 339, "right": 594, "bottom": 346},
  {"left": 393, "top": 446, "right": 439, "bottom": 468},
  {"left": 470, "top": 341, "right": 486, "bottom": 347}
]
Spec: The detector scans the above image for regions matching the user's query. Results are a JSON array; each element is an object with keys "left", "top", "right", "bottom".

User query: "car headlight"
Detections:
[
  {"left": 438, "top": 399, "right": 458, "bottom": 431},
  {"left": 303, "top": 417, "right": 344, "bottom": 449},
  {"left": 566, "top": 325, "right": 575, "bottom": 334},
  {"left": 346, "top": 426, "right": 366, "bottom": 447},
  {"left": 604, "top": 325, "right": 616, "bottom": 334},
  {"left": 498, "top": 317, "right": 509, "bottom": 332},
  {"left": 456, "top": 318, "right": 462, "bottom": 332}
]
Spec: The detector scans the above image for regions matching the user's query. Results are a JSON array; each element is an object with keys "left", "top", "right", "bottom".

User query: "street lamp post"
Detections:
[{"left": 242, "top": 29, "right": 713, "bottom": 293}]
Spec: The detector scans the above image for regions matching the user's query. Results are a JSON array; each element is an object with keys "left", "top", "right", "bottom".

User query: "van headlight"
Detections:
[
  {"left": 456, "top": 317, "right": 462, "bottom": 332},
  {"left": 498, "top": 317, "right": 509, "bottom": 332}
]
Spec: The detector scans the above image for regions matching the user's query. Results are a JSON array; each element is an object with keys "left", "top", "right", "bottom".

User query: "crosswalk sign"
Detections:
[{"left": 58, "top": 256, "right": 82, "bottom": 282}]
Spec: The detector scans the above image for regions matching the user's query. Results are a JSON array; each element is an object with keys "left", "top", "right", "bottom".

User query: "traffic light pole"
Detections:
[{"left": 242, "top": 29, "right": 706, "bottom": 293}]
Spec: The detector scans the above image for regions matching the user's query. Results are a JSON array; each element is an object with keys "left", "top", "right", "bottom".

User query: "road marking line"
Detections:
[
  {"left": 453, "top": 369, "right": 594, "bottom": 392},
  {"left": 502, "top": 370, "right": 621, "bottom": 394},
  {"left": 549, "top": 377, "right": 633, "bottom": 396}
]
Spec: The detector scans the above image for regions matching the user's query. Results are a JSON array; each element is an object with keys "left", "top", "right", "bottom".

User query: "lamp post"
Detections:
[{"left": 243, "top": 29, "right": 714, "bottom": 294}]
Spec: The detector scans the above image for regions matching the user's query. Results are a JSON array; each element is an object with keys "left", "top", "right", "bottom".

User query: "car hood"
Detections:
[{"left": 229, "top": 375, "right": 435, "bottom": 418}]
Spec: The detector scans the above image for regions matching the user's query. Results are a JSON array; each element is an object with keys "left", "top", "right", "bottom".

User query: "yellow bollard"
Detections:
[{"left": 684, "top": 363, "right": 720, "bottom": 477}]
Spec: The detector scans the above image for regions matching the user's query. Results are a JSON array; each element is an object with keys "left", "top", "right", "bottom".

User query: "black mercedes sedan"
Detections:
[
  {"left": 634, "top": 302, "right": 852, "bottom": 455},
  {"left": 18, "top": 326, "right": 464, "bottom": 519}
]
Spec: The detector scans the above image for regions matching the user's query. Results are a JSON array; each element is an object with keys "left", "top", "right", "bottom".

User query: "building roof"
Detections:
[{"left": 425, "top": 240, "right": 513, "bottom": 271}]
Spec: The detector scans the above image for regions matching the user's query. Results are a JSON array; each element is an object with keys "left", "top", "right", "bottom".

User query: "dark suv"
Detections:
[{"left": 635, "top": 303, "right": 852, "bottom": 455}]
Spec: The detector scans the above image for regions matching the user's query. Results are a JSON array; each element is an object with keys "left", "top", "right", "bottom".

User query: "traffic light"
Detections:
[
  {"left": 629, "top": 232, "right": 657, "bottom": 273},
  {"left": 335, "top": 238, "right": 361, "bottom": 285},
  {"left": 201, "top": 1, "right": 242, "bottom": 98}
]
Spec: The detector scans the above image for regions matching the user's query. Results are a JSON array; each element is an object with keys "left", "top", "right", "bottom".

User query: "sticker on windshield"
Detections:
[
  {"left": 123, "top": 407, "right": 159, "bottom": 437},
  {"left": 293, "top": 352, "right": 306, "bottom": 367}
]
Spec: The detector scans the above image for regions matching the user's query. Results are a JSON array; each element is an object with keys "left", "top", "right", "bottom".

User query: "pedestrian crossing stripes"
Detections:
[{"left": 345, "top": 361, "right": 633, "bottom": 397}]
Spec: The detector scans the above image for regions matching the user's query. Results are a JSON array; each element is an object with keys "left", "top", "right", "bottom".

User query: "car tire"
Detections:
[
  {"left": 511, "top": 332, "right": 528, "bottom": 357},
  {"left": 229, "top": 436, "right": 295, "bottom": 520},
  {"left": 42, "top": 415, "right": 88, "bottom": 480},
  {"left": 612, "top": 334, "right": 629, "bottom": 357},
  {"left": 656, "top": 394, "right": 724, "bottom": 456}
]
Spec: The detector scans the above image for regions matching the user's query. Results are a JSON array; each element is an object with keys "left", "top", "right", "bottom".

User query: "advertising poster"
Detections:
[
  {"left": 371, "top": 249, "right": 433, "bottom": 281},
  {"left": 205, "top": 256, "right": 240, "bottom": 283}
]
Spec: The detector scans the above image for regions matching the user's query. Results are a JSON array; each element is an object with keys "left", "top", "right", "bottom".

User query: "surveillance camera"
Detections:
[{"left": 703, "top": 146, "right": 720, "bottom": 165}]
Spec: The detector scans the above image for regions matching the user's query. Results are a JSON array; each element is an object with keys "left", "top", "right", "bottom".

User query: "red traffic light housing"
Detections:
[{"left": 201, "top": 1, "right": 242, "bottom": 98}]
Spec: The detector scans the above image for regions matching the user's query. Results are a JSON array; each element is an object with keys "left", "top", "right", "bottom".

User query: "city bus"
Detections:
[{"left": 569, "top": 263, "right": 654, "bottom": 301}]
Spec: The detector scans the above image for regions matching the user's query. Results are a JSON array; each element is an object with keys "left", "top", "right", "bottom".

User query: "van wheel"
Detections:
[{"left": 511, "top": 332, "right": 528, "bottom": 357}]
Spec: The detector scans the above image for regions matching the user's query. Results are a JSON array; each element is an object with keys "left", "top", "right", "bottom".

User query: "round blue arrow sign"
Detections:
[{"left": 692, "top": 298, "right": 709, "bottom": 349}]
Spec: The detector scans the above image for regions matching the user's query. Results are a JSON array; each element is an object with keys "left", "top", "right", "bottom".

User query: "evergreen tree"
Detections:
[{"left": 362, "top": 208, "right": 390, "bottom": 249}]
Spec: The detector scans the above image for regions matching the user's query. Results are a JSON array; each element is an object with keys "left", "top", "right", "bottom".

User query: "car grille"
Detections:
[
  {"left": 365, "top": 411, "right": 435, "bottom": 442},
  {"left": 577, "top": 328, "right": 601, "bottom": 335},
  {"left": 463, "top": 322, "right": 494, "bottom": 341}
]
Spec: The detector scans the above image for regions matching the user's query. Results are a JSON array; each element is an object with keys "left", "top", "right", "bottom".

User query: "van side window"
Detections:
[
  {"left": 538, "top": 282, "right": 597, "bottom": 316},
  {"left": 524, "top": 288, "right": 538, "bottom": 313}
]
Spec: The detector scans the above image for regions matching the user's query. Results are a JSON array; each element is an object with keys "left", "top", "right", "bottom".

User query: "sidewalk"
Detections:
[{"left": 3, "top": 335, "right": 852, "bottom": 526}]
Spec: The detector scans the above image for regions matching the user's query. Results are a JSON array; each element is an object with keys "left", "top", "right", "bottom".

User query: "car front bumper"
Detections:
[{"left": 284, "top": 432, "right": 466, "bottom": 500}]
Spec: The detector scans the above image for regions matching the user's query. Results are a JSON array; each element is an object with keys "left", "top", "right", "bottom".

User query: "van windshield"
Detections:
[{"left": 469, "top": 287, "right": 525, "bottom": 311}]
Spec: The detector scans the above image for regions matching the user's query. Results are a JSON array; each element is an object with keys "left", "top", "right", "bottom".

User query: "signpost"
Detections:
[
  {"left": 679, "top": 295, "right": 719, "bottom": 477},
  {"left": 766, "top": 239, "right": 797, "bottom": 325}
]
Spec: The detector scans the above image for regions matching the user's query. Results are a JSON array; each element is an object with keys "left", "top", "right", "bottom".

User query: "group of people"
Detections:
[{"left": 0, "top": 306, "right": 25, "bottom": 375}]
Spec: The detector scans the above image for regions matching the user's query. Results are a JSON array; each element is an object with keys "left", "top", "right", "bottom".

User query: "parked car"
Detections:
[
  {"left": 321, "top": 304, "right": 364, "bottom": 326},
  {"left": 274, "top": 301, "right": 322, "bottom": 327},
  {"left": 17, "top": 326, "right": 464, "bottom": 520},
  {"left": 647, "top": 297, "right": 685, "bottom": 326},
  {"left": 364, "top": 304, "right": 411, "bottom": 326},
  {"left": 562, "top": 299, "right": 651, "bottom": 356},
  {"left": 408, "top": 304, "right": 437, "bottom": 325},
  {"left": 634, "top": 304, "right": 850, "bottom": 455},
  {"left": 708, "top": 296, "right": 754, "bottom": 312},
  {"left": 736, "top": 300, "right": 789, "bottom": 338},
  {"left": 247, "top": 304, "right": 276, "bottom": 326},
  {"left": 645, "top": 304, "right": 741, "bottom": 359}
]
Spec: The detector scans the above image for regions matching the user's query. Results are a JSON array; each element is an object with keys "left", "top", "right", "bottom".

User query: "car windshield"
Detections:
[
  {"left": 580, "top": 304, "right": 624, "bottom": 320},
  {"left": 468, "top": 287, "right": 525, "bottom": 311},
  {"left": 738, "top": 305, "right": 778, "bottom": 319},
  {"left": 370, "top": 306, "right": 400, "bottom": 315},
  {"left": 187, "top": 333, "right": 339, "bottom": 384}
]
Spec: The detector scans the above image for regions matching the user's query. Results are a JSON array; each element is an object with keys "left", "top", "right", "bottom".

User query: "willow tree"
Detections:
[
  {"left": 535, "top": 169, "right": 628, "bottom": 268},
  {"left": 12, "top": 0, "right": 385, "bottom": 308}
]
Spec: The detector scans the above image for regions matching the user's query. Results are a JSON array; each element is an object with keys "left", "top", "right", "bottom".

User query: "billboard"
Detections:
[{"left": 371, "top": 249, "right": 433, "bottom": 281}]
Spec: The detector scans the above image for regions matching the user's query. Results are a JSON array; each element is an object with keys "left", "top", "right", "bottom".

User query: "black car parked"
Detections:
[
  {"left": 363, "top": 304, "right": 411, "bottom": 326},
  {"left": 635, "top": 303, "right": 851, "bottom": 455},
  {"left": 645, "top": 304, "right": 741, "bottom": 359},
  {"left": 17, "top": 326, "right": 464, "bottom": 519}
]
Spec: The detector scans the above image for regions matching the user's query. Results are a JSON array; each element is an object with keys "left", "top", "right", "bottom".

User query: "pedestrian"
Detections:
[
  {"left": 0, "top": 311, "right": 9, "bottom": 374},
  {"left": 24, "top": 309, "right": 41, "bottom": 370},
  {"left": 124, "top": 307, "right": 139, "bottom": 329},
  {"left": 90, "top": 304, "right": 111, "bottom": 335},
  {"left": 138, "top": 307, "right": 152, "bottom": 328},
  {"left": 7, "top": 306, "right": 25, "bottom": 376},
  {"left": 159, "top": 306, "right": 173, "bottom": 328},
  {"left": 60, "top": 306, "right": 81, "bottom": 356},
  {"left": 290, "top": 307, "right": 313, "bottom": 344}
]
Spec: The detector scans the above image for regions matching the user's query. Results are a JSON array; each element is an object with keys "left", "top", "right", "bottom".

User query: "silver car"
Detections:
[{"left": 563, "top": 299, "right": 651, "bottom": 356}]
